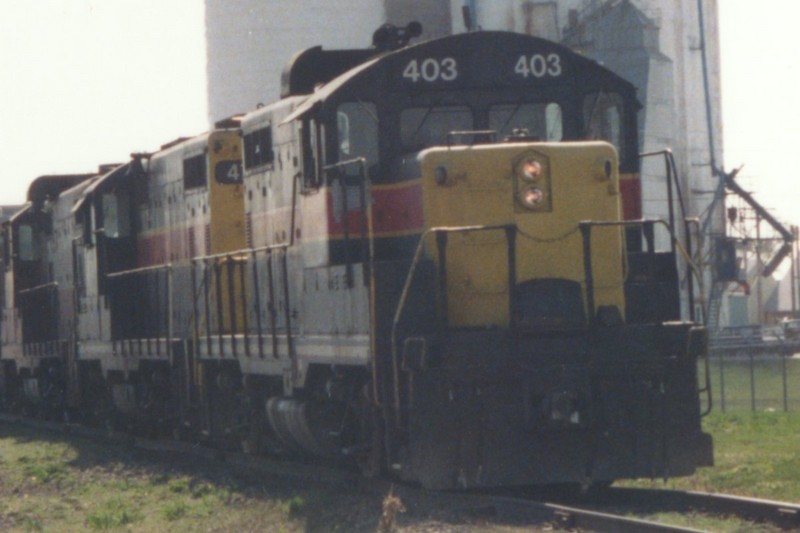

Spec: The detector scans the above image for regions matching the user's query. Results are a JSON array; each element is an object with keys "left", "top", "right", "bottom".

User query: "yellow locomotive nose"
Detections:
[{"left": 420, "top": 141, "right": 623, "bottom": 329}]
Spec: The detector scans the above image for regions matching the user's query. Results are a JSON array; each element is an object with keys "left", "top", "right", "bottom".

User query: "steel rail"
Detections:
[
  {"left": 598, "top": 487, "right": 800, "bottom": 530},
  {"left": 482, "top": 495, "right": 706, "bottom": 533}
]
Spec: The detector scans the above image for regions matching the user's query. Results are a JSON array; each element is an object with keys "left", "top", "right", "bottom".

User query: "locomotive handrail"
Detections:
[
  {"left": 390, "top": 223, "right": 516, "bottom": 428},
  {"left": 322, "top": 157, "right": 379, "bottom": 406},
  {"left": 578, "top": 218, "right": 705, "bottom": 322},
  {"left": 683, "top": 218, "right": 707, "bottom": 323},
  {"left": 322, "top": 157, "right": 370, "bottom": 289},
  {"left": 639, "top": 149, "right": 689, "bottom": 246},
  {"left": 580, "top": 218, "right": 713, "bottom": 416},
  {"left": 638, "top": 150, "right": 707, "bottom": 321},
  {"left": 105, "top": 263, "right": 173, "bottom": 359},
  {"left": 189, "top": 245, "right": 291, "bottom": 363},
  {"left": 106, "top": 262, "right": 172, "bottom": 278},
  {"left": 191, "top": 247, "right": 284, "bottom": 360},
  {"left": 445, "top": 130, "right": 497, "bottom": 146},
  {"left": 685, "top": 219, "right": 713, "bottom": 416},
  {"left": 17, "top": 281, "right": 58, "bottom": 295},
  {"left": 189, "top": 243, "right": 290, "bottom": 263}
]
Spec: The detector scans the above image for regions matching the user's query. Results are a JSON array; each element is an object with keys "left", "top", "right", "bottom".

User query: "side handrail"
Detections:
[
  {"left": 106, "top": 263, "right": 173, "bottom": 358},
  {"left": 322, "top": 157, "right": 369, "bottom": 288},
  {"left": 189, "top": 244, "right": 290, "bottom": 362},
  {"left": 17, "top": 281, "right": 58, "bottom": 296},
  {"left": 579, "top": 218, "right": 705, "bottom": 323},
  {"left": 322, "top": 157, "right": 380, "bottom": 407},
  {"left": 582, "top": 218, "right": 712, "bottom": 415},
  {"left": 639, "top": 149, "right": 689, "bottom": 249}
]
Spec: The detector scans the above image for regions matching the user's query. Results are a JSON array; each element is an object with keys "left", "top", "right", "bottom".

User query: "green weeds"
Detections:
[{"left": 85, "top": 498, "right": 139, "bottom": 530}]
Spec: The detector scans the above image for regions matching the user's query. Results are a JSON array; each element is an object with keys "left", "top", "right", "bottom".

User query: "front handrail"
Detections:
[
  {"left": 390, "top": 223, "right": 515, "bottom": 428},
  {"left": 580, "top": 218, "right": 712, "bottom": 416},
  {"left": 578, "top": 218, "right": 705, "bottom": 323}
]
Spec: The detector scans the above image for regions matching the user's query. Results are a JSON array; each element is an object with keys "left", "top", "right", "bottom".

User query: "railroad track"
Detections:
[
  {"left": 592, "top": 487, "right": 800, "bottom": 530},
  {"left": 2, "top": 413, "right": 799, "bottom": 532}
]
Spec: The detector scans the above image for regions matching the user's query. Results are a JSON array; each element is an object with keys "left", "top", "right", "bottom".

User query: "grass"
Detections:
[
  {"left": 617, "top": 410, "right": 800, "bottom": 532},
  {"left": 634, "top": 411, "right": 800, "bottom": 502},
  {"left": 0, "top": 425, "right": 312, "bottom": 532}
]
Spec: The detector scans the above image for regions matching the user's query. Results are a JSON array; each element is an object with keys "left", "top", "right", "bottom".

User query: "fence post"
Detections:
[
  {"left": 749, "top": 351, "right": 756, "bottom": 412},
  {"left": 782, "top": 353, "right": 789, "bottom": 412},
  {"left": 719, "top": 351, "right": 726, "bottom": 413}
]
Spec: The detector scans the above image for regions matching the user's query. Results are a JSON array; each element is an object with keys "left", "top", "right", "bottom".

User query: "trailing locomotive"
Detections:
[{"left": 0, "top": 26, "right": 712, "bottom": 489}]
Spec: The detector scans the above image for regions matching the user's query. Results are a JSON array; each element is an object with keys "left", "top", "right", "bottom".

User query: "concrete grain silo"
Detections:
[{"left": 205, "top": 0, "right": 453, "bottom": 123}]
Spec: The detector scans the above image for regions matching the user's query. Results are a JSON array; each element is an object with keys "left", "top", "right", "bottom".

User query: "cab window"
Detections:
[
  {"left": 102, "top": 191, "right": 131, "bottom": 238},
  {"left": 583, "top": 92, "right": 624, "bottom": 153},
  {"left": 489, "top": 102, "right": 563, "bottom": 141},
  {"left": 183, "top": 154, "right": 207, "bottom": 190},
  {"left": 337, "top": 102, "right": 378, "bottom": 167},
  {"left": 400, "top": 106, "right": 473, "bottom": 152},
  {"left": 244, "top": 126, "right": 274, "bottom": 170},
  {"left": 17, "top": 224, "right": 39, "bottom": 261}
]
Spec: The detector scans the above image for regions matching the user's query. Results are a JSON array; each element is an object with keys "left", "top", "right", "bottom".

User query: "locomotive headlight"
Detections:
[
  {"left": 513, "top": 150, "right": 551, "bottom": 212},
  {"left": 519, "top": 186, "right": 545, "bottom": 209},
  {"left": 518, "top": 158, "right": 543, "bottom": 181}
]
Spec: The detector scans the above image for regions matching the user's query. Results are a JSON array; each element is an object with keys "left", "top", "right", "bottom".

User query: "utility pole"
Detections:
[
  {"left": 756, "top": 212, "right": 763, "bottom": 325},
  {"left": 794, "top": 225, "right": 799, "bottom": 317}
]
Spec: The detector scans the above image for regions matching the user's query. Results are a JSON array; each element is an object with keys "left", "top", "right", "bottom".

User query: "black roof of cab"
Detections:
[
  {"left": 282, "top": 31, "right": 640, "bottom": 124},
  {"left": 280, "top": 22, "right": 423, "bottom": 98},
  {"left": 27, "top": 174, "right": 95, "bottom": 209}
]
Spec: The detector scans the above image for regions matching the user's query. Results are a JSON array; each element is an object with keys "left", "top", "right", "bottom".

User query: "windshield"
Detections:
[
  {"left": 583, "top": 92, "right": 624, "bottom": 154},
  {"left": 400, "top": 106, "right": 473, "bottom": 151},
  {"left": 489, "top": 102, "right": 563, "bottom": 141}
]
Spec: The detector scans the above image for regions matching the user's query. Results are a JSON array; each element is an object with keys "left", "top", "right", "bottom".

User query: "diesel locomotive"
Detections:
[{"left": 0, "top": 27, "right": 713, "bottom": 489}]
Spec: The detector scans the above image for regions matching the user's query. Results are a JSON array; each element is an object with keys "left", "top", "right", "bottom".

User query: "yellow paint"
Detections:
[
  {"left": 206, "top": 130, "right": 247, "bottom": 334},
  {"left": 421, "top": 141, "right": 625, "bottom": 328},
  {"left": 208, "top": 131, "right": 246, "bottom": 254}
]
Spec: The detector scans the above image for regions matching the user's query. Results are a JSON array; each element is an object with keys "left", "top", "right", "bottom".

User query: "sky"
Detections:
[
  {"left": 718, "top": 1, "right": 800, "bottom": 227},
  {"left": 0, "top": 1, "right": 799, "bottom": 224},
  {"left": 0, "top": 1, "right": 208, "bottom": 206}
]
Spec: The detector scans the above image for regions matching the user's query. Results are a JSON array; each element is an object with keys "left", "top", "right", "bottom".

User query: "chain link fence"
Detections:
[{"left": 702, "top": 347, "right": 800, "bottom": 413}]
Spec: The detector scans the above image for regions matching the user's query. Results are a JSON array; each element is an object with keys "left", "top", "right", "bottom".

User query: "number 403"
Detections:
[
  {"left": 514, "top": 53, "right": 562, "bottom": 78},
  {"left": 403, "top": 57, "right": 458, "bottom": 83}
]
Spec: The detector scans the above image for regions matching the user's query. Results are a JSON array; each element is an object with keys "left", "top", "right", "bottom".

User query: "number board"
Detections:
[
  {"left": 508, "top": 51, "right": 565, "bottom": 82},
  {"left": 396, "top": 47, "right": 568, "bottom": 88},
  {"left": 400, "top": 56, "right": 461, "bottom": 85},
  {"left": 214, "top": 161, "right": 243, "bottom": 184}
]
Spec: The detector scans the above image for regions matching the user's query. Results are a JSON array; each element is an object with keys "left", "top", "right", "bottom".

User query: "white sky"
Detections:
[
  {"left": 0, "top": 1, "right": 207, "bottom": 206},
  {"left": 718, "top": 1, "right": 800, "bottom": 226},
  {"left": 0, "top": 2, "right": 799, "bottom": 226}
]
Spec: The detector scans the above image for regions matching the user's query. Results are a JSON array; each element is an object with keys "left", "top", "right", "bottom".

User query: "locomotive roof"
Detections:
[
  {"left": 70, "top": 158, "right": 146, "bottom": 215},
  {"left": 282, "top": 30, "right": 639, "bottom": 125},
  {"left": 26, "top": 173, "right": 96, "bottom": 208}
]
